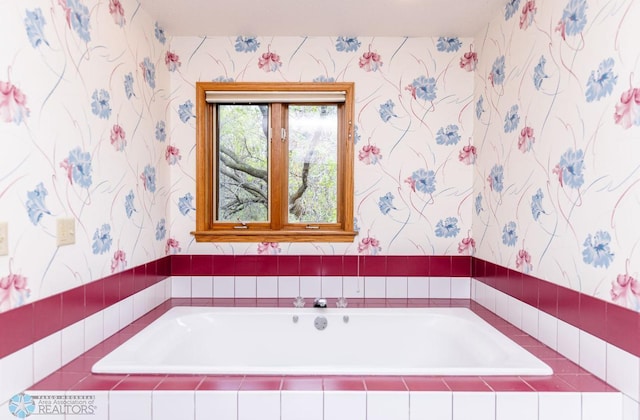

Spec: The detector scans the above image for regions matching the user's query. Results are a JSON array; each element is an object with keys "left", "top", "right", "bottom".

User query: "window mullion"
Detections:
[{"left": 270, "top": 103, "right": 285, "bottom": 230}]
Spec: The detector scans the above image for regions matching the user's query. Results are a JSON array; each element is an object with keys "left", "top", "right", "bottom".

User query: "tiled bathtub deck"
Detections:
[{"left": 28, "top": 298, "right": 621, "bottom": 420}]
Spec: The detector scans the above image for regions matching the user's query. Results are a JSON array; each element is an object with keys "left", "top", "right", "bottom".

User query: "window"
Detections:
[{"left": 193, "top": 82, "right": 356, "bottom": 242}]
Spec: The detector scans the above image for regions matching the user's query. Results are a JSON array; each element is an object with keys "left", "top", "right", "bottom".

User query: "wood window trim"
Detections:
[{"left": 192, "top": 82, "right": 356, "bottom": 243}]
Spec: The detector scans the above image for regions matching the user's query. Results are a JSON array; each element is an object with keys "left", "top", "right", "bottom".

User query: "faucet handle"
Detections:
[{"left": 313, "top": 297, "right": 327, "bottom": 308}]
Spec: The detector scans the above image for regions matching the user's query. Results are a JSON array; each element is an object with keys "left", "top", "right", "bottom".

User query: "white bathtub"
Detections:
[{"left": 91, "top": 306, "right": 552, "bottom": 376}]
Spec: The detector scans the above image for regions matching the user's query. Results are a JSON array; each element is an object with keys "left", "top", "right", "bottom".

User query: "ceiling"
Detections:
[{"left": 138, "top": 0, "right": 505, "bottom": 38}]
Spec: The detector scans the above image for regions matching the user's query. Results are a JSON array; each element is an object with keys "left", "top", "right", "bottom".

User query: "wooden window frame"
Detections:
[{"left": 192, "top": 82, "right": 356, "bottom": 243}]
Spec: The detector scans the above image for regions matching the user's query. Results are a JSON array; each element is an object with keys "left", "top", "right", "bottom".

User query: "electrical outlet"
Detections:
[
  {"left": 57, "top": 218, "right": 76, "bottom": 246},
  {"left": 0, "top": 222, "right": 8, "bottom": 256}
]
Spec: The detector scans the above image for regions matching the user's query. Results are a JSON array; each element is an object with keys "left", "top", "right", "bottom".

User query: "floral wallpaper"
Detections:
[
  {"left": 167, "top": 36, "right": 475, "bottom": 257},
  {"left": 473, "top": 0, "right": 640, "bottom": 310},
  {"left": 0, "top": 0, "right": 169, "bottom": 313}
]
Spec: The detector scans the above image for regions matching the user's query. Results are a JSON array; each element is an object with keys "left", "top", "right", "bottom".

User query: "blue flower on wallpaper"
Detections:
[
  {"left": 234, "top": 36, "right": 260, "bottom": 52},
  {"left": 556, "top": 148, "right": 585, "bottom": 189},
  {"left": 533, "top": 56, "right": 549, "bottom": 90},
  {"left": 502, "top": 221, "right": 518, "bottom": 247},
  {"left": 379, "top": 100, "right": 397, "bottom": 122},
  {"left": 67, "top": 147, "right": 93, "bottom": 188},
  {"left": 155, "top": 219, "right": 166, "bottom": 240},
  {"left": 124, "top": 73, "right": 135, "bottom": 99},
  {"left": 92, "top": 224, "right": 112, "bottom": 255},
  {"left": 435, "top": 217, "right": 460, "bottom": 238},
  {"left": 178, "top": 193, "right": 195, "bottom": 216},
  {"left": 504, "top": 105, "right": 520, "bottom": 133},
  {"left": 141, "top": 165, "right": 156, "bottom": 193},
  {"left": 154, "top": 22, "right": 166, "bottom": 44},
  {"left": 68, "top": 0, "right": 91, "bottom": 42},
  {"left": 488, "top": 164, "right": 504, "bottom": 192},
  {"left": 313, "top": 75, "right": 336, "bottom": 83},
  {"left": 531, "top": 188, "right": 545, "bottom": 221},
  {"left": 582, "top": 230, "right": 614, "bottom": 268},
  {"left": 378, "top": 192, "right": 396, "bottom": 215},
  {"left": 25, "top": 8, "right": 48, "bottom": 48},
  {"left": 436, "top": 37, "right": 462, "bottom": 52},
  {"left": 474, "top": 193, "right": 483, "bottom": 215},
  {"left": 26, "top": 183, "right": 51, "bottom": 225},
  {"left": 155, "top": 120, "right": 166, "bottom": 141},
  {"left": 435, "top": 125, "right": 461, "bottom": 146},
  {"left": 476, "top": 96, "right": 484, "bottom": 120},
  {"left": 410, "top": 169, "right": 437, "bottom": 194},
  {"left": 559, "top": 0, "right": 588, "bottom": 37},
  {"left": 91, "top": 89, "right": 111, "bottom": 119},
  {"left": 354, "top": 125, "right": 361, "bottom": 144},
  {"left": 213, "top": 76, "right": 234, "bottom": 82},
  {"left": 179, "top": 100, "right": 195, "bottom": 123},
  {"left": 505, "top": 0, "right": 522, "bottom": 20},
  {"left": 124, "top": 190, "right": 136, "bottom": 218},
  {"left": 335, "top": 36, "right": 361, "bottom": 52},
  {"left": 585, "top": 58, "right": 617, "bottom": 102},
  {"left": 410, "top": 76, "right": 438, "bottom": 101},
  {"left": 490, "top": 56, "right": 506, "bottom": 86},
  {"left": 140, "top": 57, "right": 156, "bottom": 89}
]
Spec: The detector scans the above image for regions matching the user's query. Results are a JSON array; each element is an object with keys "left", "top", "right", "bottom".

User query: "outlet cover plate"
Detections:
[
  {"left": 57, "top": 218, "right": 76, "bottom": 246},
  {"left": 0, "top": 222, "right": 7, "bottom": 256}
]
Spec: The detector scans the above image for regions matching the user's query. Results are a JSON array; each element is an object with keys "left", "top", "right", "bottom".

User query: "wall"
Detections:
[
  {"left": 473, "top": 0, "right": 640, "bottom": 310},
  {"left": 0, "top": 0, "right": 170, "bottom": 313},
  {"left": 168, "top": 36, "right": 474, "bottom": 257}
]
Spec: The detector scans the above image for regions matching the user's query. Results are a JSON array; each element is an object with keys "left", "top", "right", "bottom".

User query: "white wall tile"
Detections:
[
  {"left": 84, "top": 311, "right": 104, "bottom": 351},
  {"left": 67, "top": 390, "right": 108, "bottom": 420},
  {"left": 496, "top": 392, "right": 537, "bottom": 420},
  {"left": 235, "top": 276, "right": 257, "bottom": 298},
  {"left": 103, "top": 304, "right": 120, "bottom": 339},
  {"left": 279, "top": 276, "right": 300, "bottom": 298},
  {"left": 0, "top": 401, "right": 10, "bottom": 420},
  {"left": 386, "top": 277, "right": 408, "bottom": 299},
  {"left": 607, "top": 344, "right": 640, "bottom": 401},
  {"left": 495, "top": 289, "right": 510, "bottom": 321},
  {"left": 238, "top": 391, "right": 280, "bottom": 420},
  {"left": 257, "top": 276, "right": 278, "bottom": 298},
  {"left": 623, "top": 394, "right": 640, "bottom": 420},
  {"left": 342, "top": 276, "right": 364, "bottom": 298},
  {"left": 281, "top": 391, "right": 323, "bottom": 420},
  {"left": 321, "top": 276, "right": 343, "bottom": 298},
  {"left": 579, "top": 330, "right": 607, "bottom": 380},
  {"left": 109, "top": 391, "right": 152, "bottom": 420},
  {"left": 538, "top": 310, "right": 558, "bottom": 350},
  {"left": 521, "top": 303, "right": 539, "bottom": 340},
  {"left": 152, "top": 391, "right": 195, "bottom": 420},
  {"left": 192, "top": 276, "right": 214, "bottom": 298},
  {"left": 506, "top": 294, "right": 523, "bottom": 329},
  {"left": 557, "top": 319, "right": 580, "bottom": 365},
  {"left": 133, "top": 287, "right": 152, "bottom": 319},
  {"left": 364, "top": 276, "right": 386, "bottom": 298},
  {"left": 538, "top": 392, "right": 581, "bottom": 420},
  {"left": 407, "top": 277, "right": 429, "bottom": 298},
  {"left": 300, "top": 276, "right": 322, "bottom": 299},
  {"left": 367, "top": 391, "right": 409, "bottom": 420},
  {"left": 195, "top": 390, "right": 237, "bottom": 420},
  {"left": 453, "top": 392, "right": 495, "bottom": 420},
  {"left": 430, "top": 277, "right": 451, "bottom": 299},
  {"left": 61, "top": 320, "right": 85, "bottom": 366},
  {"left": 324, "top": 391, "right": 366, "bottom": 420},
  {"left": 33, "top": 332, "right": 61, "bottom": 384},
  {"left": 409, "top": 391, "right": 452, "bottom": 420},
  {"left": 118, "top": 296, "right": 134, "bottom": 329},
  {"left": 582, "top": 392, "right": 623, "bottom": 420},
  {"left": 213, "top": 276, "right": 235, "bottom": 298},
  {"left": 171, "top": 275, "right": 192, "bottom": 298},
  {"left": 451, "top": 278, "right": 471, "bottom": 299}
]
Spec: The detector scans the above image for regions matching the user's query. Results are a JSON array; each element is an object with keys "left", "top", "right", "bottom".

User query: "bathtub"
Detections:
[{"left": 91, "top": 306, "right": 552, "bottom": 376}]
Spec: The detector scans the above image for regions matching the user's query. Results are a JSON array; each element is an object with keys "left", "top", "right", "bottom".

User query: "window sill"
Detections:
[{"left": 191, "top": 230, "right": 357, "bottom": 243}]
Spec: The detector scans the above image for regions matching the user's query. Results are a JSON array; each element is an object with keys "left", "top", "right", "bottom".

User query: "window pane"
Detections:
[
  {"left": 288, "top": 105, "right": 338, "bottom": 223},
  {"left": 216, "top": 105, "right": 269, "bottom": 222}
]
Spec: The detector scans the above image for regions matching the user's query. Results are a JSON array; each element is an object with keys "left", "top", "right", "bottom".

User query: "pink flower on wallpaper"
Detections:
[
  {"left": 613, "top": 87, "right": 640, "bottom": 129},
  {"left": 458, "top": 145, "right": 477, "bottom": 165},
  {"left": 457, "top": 236, "right": 476, "bottom": 255},
  {"left": 358, "top": 144, "right": 382, "bottom": 165},
  {"left": 110, "top": 249, "right": 127, "bottom": 273},
  {"left": 357, "top": 236, "right": 382, "bottom": 255},
  {"left": 519, "top": 0, "right": 537, "bottom": 30},
  {"left": 0, "top": 80, "right": 30, "bottom": 125},
  {"left": 611, "top": 273, "right": 640, "bottom": 309},
  {"left": 110, "top": 124, "right": 126, "bottom": 151},
  {"left": 552, "top": 164, "right": 563, "bottom": 187},
  {"left": 516, "top": 248, "right": 533, "bottom": 273},
  {"left": 359, "top": 51, "right": 383, "bottom": 72},
  {"left": 518, "top": 125, "right": 535, "bottom": 152},
  {"left": 58, "top": 0, "right": 71, "bottom": 28},
  {"left": 0, "top": 273, "right": 30, "bottom": 311},
  {"left": 257, "top": 242, "right": 281, "bottom": 255},
  {"left": 109, "top": 0, "right": 126, "bottom": 27},
  {"left": 165, "top": 145, "right": 181, "bottom": 165},
  {"left": 165, "top": 237, "right": 181, "bottom": 255},
  {"left": 165, "top": 51, "right": 181, "bottom": 72},
  {"left": 258, "top": 50, "right": 282, "bottom": 73},
  {"left": 459, "top": 50, "right": 478, "bottom": 72}
]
